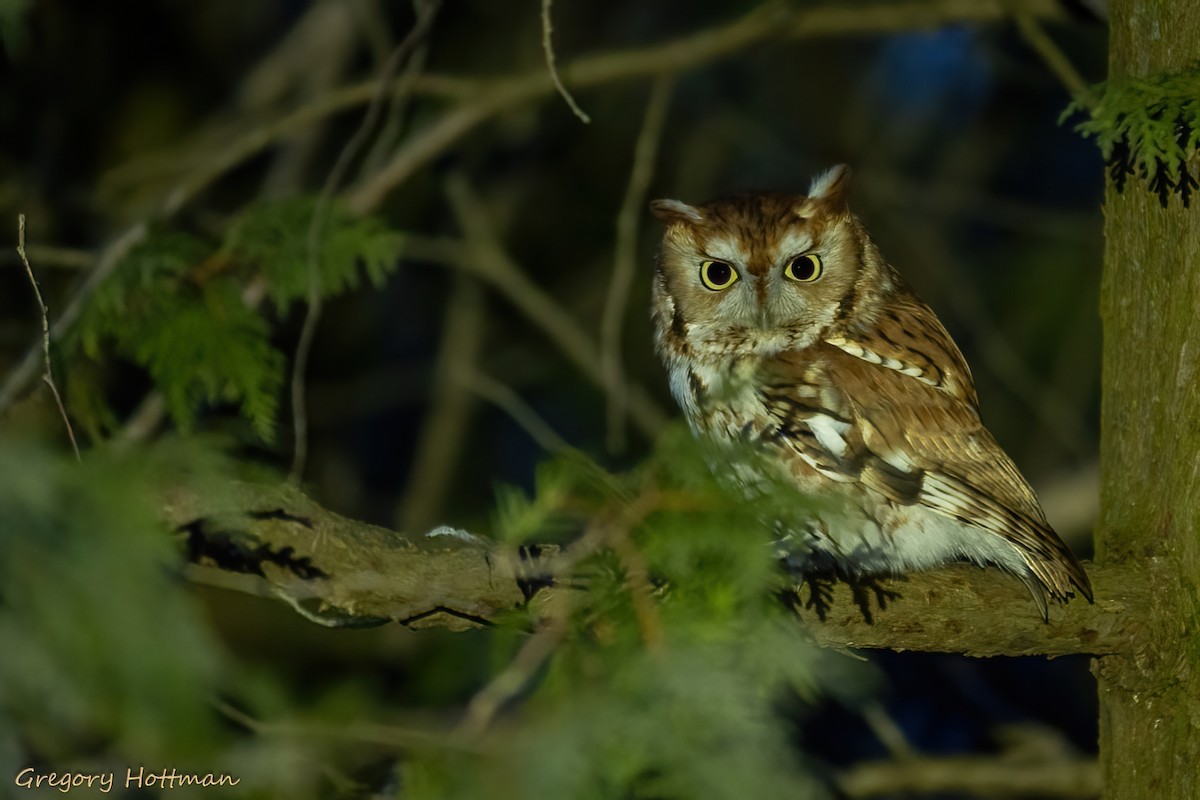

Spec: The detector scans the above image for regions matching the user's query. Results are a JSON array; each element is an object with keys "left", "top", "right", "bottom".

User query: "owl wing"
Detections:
[
  {"left": 824, "top": 292, "right": 979, "bottom": 408},
  {"left": 760, "top": 344, "right": 1091, "bottom": 605}
]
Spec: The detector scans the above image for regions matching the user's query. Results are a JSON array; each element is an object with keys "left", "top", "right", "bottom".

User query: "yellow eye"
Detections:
[
  {"left": 784, "top": 254, "right": 822, "bottom": 282},
  {"left": 699, "top": 260, "right": 739, "bottom": 291}
]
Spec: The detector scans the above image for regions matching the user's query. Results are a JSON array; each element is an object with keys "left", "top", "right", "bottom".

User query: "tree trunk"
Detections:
[{"left": 1097, "top": 2, "right": 1200, "bottom": 796}]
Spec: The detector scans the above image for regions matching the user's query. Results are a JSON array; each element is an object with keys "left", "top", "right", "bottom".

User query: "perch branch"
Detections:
[{"left": 165, "top": 477, "right": 1141, "bottom": 657}]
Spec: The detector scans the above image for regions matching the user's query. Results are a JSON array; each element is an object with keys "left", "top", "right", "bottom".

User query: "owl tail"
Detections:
[
  {"left": 1016, "top": 548, "right": 1094, "bottom": 622},
  {"left": 1015, "top": 571, "right": 1051, "bottom": 622}
]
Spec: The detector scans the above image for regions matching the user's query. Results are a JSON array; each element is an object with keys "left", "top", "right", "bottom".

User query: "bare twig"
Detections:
[
  {"left": 16, "top": 215, "right": 81, "bottom": 462},
  {"left": 0, "top": 221, "right": 147, "bottom": 415},
  {"left": 290, "top": 0, "right": 443, "bottom": 481},
  {"left": 601, "top": 76, "right": 674, "bottom": 453},
  {"left": 540, "top": 0, "right": 591, "bottom": 123}
]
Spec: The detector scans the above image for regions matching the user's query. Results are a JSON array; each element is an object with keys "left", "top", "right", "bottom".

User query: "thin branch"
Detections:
[
  {"left": 444, "top": 173, "right": 670, "bottom": 439},
  {"left": 290, "top": 0, "right": 443, "bottom": 482},
  {"left": 214, "top": 701, "right": 469, "bottom": 753},
  {"left": 345, "top": 0, "right": 1066, "bottom": 213},
  {"left": 0, "top": 221, "right": 147, "bottom": 415},
  {"left": 602, "top": 76, "right": 674, "bottom": 453},
  {"left": 456, "top": 368, "right": 572, "bottom": 455},
  {"left": 359, "top": 0, "right": 440, "bottom": 176},
  {"left": 860, "top": 702, "right": 919, "bottom": 761},
  {"left": 454, "top": 487, "right": 662, "bottom": 739},
  {"left": 16, "top": 215, "right": 81, "bottom": 462},
  {"left": 147, "top": 75, "right": 468, "bottom": 216},
  {"left": 540, "top": 0, "right": 591, "bottom": 123},
  {"left": 454, "top": 609, "right": 569, "bottom": 740}
]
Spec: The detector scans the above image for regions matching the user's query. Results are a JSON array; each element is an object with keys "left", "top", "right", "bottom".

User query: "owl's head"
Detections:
[{"left": 650, "top": 165, "right": 890, "bottom": 357}]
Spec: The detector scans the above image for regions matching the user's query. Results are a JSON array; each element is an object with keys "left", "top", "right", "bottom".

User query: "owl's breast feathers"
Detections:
[{"left": 757, "top": 315, "right": 1092, "bottom": 609}]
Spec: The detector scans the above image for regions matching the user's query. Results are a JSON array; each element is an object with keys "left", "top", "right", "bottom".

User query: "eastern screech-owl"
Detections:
[{"left": 649, "top": 165, "right": 1091, "bottom": 618}]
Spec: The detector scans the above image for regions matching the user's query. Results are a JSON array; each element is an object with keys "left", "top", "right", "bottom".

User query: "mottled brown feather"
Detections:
[
  {"left": 649, "top": 171, "right": 1093, "bottom": 614},
  {"left": 764, "top": 346, "right": 1091, "bottom": 602}
]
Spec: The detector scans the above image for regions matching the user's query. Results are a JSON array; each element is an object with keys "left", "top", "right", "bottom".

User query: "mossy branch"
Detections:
[{"left": 164, "top": 478, "right": 1139, "bottom": 657}]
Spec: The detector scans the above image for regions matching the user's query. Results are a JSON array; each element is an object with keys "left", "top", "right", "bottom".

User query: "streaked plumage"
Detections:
[{"left": 649, "top": 165, "right": 1091, "bottom": 618}]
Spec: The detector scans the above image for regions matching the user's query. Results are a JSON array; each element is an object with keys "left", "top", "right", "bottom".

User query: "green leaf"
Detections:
[
  {"left": 1064, "top": 67, "right": 1200, "bottom": 205},
  {"left": 0, "top": 439, "right": 229, "bottom": 759},
  {"left": 67, "top": 228, "right": 286, "bottom": 441},
  {"left": 128, "top": 281, "right": 285, "bottom": 440},
  {"left": 222, "top": 196, "right": 405, "bottom": 313}
]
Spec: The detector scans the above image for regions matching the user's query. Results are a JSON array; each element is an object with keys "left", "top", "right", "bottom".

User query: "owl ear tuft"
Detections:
[
  {"left": 798, "top": 164, "right": 853, "bottom": 217},
  {"left": 650, "top": 199, "right": 705, "bottom": 226}
]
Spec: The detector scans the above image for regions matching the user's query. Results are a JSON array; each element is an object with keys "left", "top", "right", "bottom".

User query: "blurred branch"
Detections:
[
  {"left": 291, "top": 0, "right": 442, "bottom": 481},
  {"left": 866, "top": 171, "right": 1098, "bottom": 242},
  {"left": 2, "top": 0, "right": 1066, "bottom": 417},
  {"left": 165, "top": 477, "right": 1140, "bottom": 657},
  {"left": 882, "top": 174, "right": 1094, "bottom": 461},
  {"left": 838, "top": 753, "right": 1100, "bottom": 797},
  {"left": 347, "top": 0, "right": 1066, "bottom": 213},
  {"left": 456, "top": 368, "right": 571, "bottom": 455},
  {"left": 396, "top": 275, "right": 486, "bottom": 532},
  {"left": 214, "top": 701, "right": 468, "bottom": 753},
  {"left": 359, "top": 0, "right": 441, "bottom": 176},
  {"left": 602, "top": 76, "right": 674, "bottom": 453},
  {"left": 0, "top": 244, "right": 93, "bottom": 270},
  {"left": 1010, "top": 7, "right": 1098, "bottom": 107},
  {"left": 444, "top": 174, "right": 669, "bottom": 439}
]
